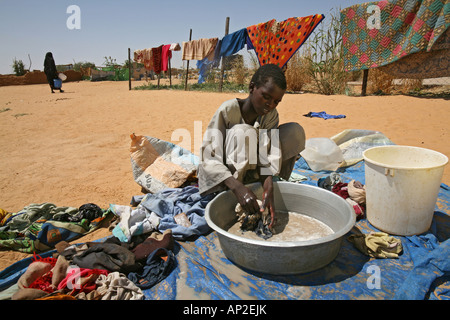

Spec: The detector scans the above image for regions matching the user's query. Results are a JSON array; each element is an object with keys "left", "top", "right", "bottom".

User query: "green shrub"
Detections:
[
  {"left": 12, "top": 58, "right": 26, "bottom": 76},
  {"left": 304, "top": 9, "right": 348, "bottom": 95}
]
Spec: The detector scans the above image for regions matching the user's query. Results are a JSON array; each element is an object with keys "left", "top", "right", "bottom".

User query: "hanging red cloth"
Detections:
[{"left": 161, "top": 44, "right": 172, "bottom": 72}]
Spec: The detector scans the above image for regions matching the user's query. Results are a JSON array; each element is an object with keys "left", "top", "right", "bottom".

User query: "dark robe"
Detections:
[{"left": 43, "top": 52, "right": 58, "bottom": 87}]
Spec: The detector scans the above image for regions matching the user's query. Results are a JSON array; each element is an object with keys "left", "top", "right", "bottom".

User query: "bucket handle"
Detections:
[{"left": 384, "top": 168, "right": 395, "bottom": 177}]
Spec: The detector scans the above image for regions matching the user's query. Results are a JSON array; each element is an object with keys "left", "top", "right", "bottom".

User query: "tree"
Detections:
[
  {"left": 73, "top": 61, "right": 96, "bottom": 71},
  {"left": 103, "top": 56, "right": 118, "bottom": 67},
  {"left": 12, "top": 58, "right": 26, "bottom": 76}
]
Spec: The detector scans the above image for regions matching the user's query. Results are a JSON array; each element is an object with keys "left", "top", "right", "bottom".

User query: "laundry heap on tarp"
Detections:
[
  {"left": 134, "top": 14, "right": 325, "bottom": 83},
  {"left": 0, "top": 203, "right": 112, "bottom": 254},
  {"left": 1, "top": 130, "right": 449, "bottom": 300},
  {"left": 6, "top": 227, "right": 176, "bottom": 300},
  {"left": 341, "top": 0, "right": 449, "bottom": 78}
]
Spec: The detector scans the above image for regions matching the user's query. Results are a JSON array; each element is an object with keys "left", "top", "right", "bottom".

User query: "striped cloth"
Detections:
[{"left": 341, "top": 0, "right": 449, "bottom": 72}]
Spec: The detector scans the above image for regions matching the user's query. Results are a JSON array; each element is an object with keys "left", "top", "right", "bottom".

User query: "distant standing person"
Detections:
[{"left": 44, "top": 52, "right": 63, "bottom": 93}]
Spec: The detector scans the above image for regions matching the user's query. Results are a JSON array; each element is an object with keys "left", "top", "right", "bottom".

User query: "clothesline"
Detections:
[
  {"left": 133, "top": 43, "right": 181, "bottom": 74},
  {"left": 132, "top": 13, "right": 325, "bottom": 82}
]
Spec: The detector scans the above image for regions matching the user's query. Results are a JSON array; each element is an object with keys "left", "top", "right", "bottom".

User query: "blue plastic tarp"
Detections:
[{"left": 1, "top": 159, "right": 449, "bottom": 300}]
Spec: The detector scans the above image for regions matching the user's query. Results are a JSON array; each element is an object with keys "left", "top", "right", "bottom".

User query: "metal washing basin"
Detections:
[{"left": 205, "top": 181, "right": 355, "bottom": 275}]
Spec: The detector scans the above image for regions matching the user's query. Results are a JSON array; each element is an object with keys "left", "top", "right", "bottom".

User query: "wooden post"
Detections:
[
  {"left": 169, "top": 57, "right": 172, "bottom": 87},
  {"left": 361, "top": 69, "right": 369, "bottom": 96},
  {"left": 219, "top": 17, "right": 230, "bottom": 92},
  {"left": 128, "top": 48, "right": 131, "bottom": 90},
  {"left": 185, "top": 29, "right": 192, "bottom": 91}
]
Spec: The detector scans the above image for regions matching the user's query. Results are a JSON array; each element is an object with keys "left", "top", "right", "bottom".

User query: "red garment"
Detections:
[
  {"left": 161, "top": 44, "right": 172, "bottom": 72},
  {"left": 28, "top": 271, "right": 55, "bottom": 293},
  {"left": 27, "top": 254, "right": 58, "bottom": 293},
  {"left": 57, "top": 268, "right": 109, "bottom": 296},
  {"left": 333, "top": 183, "right": 366, "bottom": 219},
  {"left": 152, "top": 45, "right": 163, "bottom": 74},
  {"left": 247, "top": 14, "right": 324, "bottom": 68},
  {"left": 332, "top": 182, "right": 349, "bottom": 199}
]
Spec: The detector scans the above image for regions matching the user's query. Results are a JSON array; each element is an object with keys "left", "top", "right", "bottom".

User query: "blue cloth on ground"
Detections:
[
  {"left": 304, "top": 111, "right": 346, "bottom": 120},
  {"left": 127, "top": 247, "right": 176, "bottom": 290},
  {"left": 138, "top": 186, "right": 215, "bottom": 240}
]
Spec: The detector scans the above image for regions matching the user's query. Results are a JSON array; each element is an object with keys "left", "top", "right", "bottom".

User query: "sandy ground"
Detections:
[{"left": 0, "top": 80, "right": 449, "bottom": 270}]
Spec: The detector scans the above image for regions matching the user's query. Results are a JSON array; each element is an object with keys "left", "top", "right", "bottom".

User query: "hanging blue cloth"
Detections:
[
  {"left": 197, "top": 41, "right": 221, "bottom": 83},
  {"left": 197, "top": 29, "right": 250, "bottom": 83},
  {"left": 219, "top": 28, "right": 247, "bottom": 57},
  {"left": 246, "top": 33, "right": 254, "bottom": 50}
]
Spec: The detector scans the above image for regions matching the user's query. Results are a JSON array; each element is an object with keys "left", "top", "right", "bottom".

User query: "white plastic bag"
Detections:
[
  {"left": 58, "top": 73, "right": 67, "bottom": 81},
  {"left": 300, "top": 138, "right": 344, "bottom": 171}
]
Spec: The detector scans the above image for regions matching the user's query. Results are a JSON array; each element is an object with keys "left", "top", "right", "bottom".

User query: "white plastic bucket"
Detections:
[{"left": 363, "top": 145, "right": 448, "bottom": 236}]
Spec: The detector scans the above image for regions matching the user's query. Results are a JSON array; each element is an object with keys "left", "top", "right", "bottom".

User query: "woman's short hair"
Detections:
[{"left": 250, "top": 64, "right": 287, "bottom": 90}]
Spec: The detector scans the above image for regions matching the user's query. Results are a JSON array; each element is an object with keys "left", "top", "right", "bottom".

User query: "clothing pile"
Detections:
[
  {"left": 318, "top": 173, "right": 403, "bottom": 259},
  {"left": 11, "top": 228, "right": 176, "bottom": 300},
  {"left": 2, "top": 184, "right": 217, "bottom": 300},
  {"left": 111, "top": 186, "right": 215, "bottom": 241},
  {"left": 318, "top": 173, "right": 366, "bottom": 218},
  {"left": 0, "top": 203, "right": 112, "bottom": 254}
]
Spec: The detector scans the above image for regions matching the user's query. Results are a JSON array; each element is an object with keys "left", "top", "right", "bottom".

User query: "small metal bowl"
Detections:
[{"left": 205, "top": 181, "right": 355, "bottom": 275}]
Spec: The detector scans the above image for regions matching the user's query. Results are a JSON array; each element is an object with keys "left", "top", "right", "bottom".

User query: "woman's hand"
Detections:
[
  {"left": 234, "top": 185, "right": 261, "bottom": 214},
  {"left": 224, "top": 177, "right": 260, "bottom": 214},
  {"left": 261, "top": 176, "right": 276, "bottom": 229}
]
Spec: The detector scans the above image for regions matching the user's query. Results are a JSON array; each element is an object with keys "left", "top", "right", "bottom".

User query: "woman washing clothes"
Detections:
[
  {"left": 44, "top": 52, "right": 63, "bottom": 93},
  {"left": 197, "top": 64, "right": 305, "bottom": 231}
]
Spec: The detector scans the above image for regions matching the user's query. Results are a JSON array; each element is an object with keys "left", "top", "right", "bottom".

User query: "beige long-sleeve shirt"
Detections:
[{"left": 197, "top": 98, "right": 279, "bottom": 196}]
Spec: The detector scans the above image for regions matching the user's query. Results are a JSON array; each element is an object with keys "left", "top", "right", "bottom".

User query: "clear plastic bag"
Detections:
[
  {"left": 331, "top": 129, "right": 394, "bottom": 167},
  {"left": 300, "top": 138, "right": 344, "bottom": 171}
]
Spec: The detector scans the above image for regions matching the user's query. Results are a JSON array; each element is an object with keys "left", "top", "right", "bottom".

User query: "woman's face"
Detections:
[{"left": 249, "top": 78, "right": 285, "bottom": 116}]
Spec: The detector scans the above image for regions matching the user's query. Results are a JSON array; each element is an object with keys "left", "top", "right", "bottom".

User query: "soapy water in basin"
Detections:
[{"left": 227, "top": 211, "right": 334, "bottom": 242}]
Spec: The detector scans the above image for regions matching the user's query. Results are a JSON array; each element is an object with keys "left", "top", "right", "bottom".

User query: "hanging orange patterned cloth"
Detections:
[{"left": 247, "top": 14, "right": 325, "bottom": 68}]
